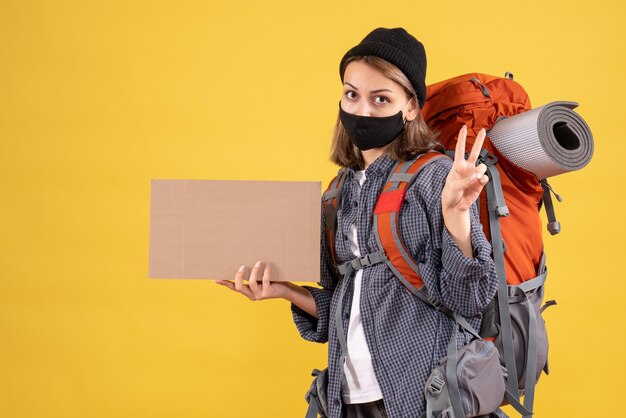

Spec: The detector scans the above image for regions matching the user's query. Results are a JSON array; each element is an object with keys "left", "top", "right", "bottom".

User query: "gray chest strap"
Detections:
[{"left": 334, "top": 250, "right": 387, "bottom": 390}]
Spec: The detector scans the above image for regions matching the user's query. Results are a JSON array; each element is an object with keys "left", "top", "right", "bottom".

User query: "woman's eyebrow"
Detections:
[
  {"left": 370, "top": 88, "right": 394, "bottom": 94},
  {"left": 343, "top": 82, "right": 394, "bottom": 94}
]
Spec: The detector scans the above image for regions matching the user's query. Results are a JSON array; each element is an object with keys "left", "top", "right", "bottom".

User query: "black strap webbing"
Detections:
[{"left": 540, "top": 178, "right": 561, "bottom": 235}]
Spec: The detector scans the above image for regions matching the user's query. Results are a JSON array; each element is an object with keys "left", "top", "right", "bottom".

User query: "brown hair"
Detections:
[{"left": 330, "top": 56, "right": 441, "bottom": 169}]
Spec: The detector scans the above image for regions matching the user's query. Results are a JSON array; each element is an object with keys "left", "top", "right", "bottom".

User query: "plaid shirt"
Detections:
[{"left": 291, "top": 154, "right": 505, "bottom": 418}]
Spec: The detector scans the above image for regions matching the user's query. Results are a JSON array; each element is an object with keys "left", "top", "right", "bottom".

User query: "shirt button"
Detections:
[
  {"left": 343, "top": 234, "right": 348, "bottom": 241},
  {"left": 344, "top": 313, "right": 350, "bottom": 320},
  {"left": 352, "top": 201, "right": 358, "bottom": 207},
  {"left": 334, "top": 399, "right": 341, "bottom": 406}
]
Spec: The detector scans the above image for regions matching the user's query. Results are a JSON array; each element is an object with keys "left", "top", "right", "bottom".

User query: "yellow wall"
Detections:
[{"left": 1, "top": 1, "right": 624, "bottom": 417}]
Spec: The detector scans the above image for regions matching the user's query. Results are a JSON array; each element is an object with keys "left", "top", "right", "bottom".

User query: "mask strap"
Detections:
[{"left": 402, "top": 96, "right": 414, "bottom": 124}]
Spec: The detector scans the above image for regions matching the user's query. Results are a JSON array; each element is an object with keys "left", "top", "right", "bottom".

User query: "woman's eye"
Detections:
[
  {"left": 374, "top": 96, "right": 389, "bottom": 104},
  {"left": 345, "top": 91, "right": 357, "bottom": 99}
]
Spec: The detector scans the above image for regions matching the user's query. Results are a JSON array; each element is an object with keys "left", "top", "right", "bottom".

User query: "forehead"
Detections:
[{"left": 342, "top": 60, "right": 403, "bottom": 92}]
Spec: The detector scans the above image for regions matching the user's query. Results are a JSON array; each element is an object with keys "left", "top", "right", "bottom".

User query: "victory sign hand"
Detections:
[{"left": 441, "top": 125, "right": 490, "bottom": 213}]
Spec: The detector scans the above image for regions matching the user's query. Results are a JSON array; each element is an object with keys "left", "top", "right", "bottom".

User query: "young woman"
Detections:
[{"left": 217, "top": 27, "right": 501, "bottom": 418}]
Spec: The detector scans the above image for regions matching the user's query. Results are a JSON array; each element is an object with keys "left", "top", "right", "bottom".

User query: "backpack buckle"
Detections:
[
  {"left": 428, "top": 375, "right": 445, "bottom": 395},
  {"left": 347, "top": 251, "right": 387, "bottom": 271},
  {"left": 477, "top": 149, "right": 498, "bottom": 167},
  {"left": 351, "top": 254, "right": 374, "bottom": 270},
  {"left": 360, "top": 254, "right": 375, "bottom": 268},
  {"left": 428, "top": 297, "right": 445, "bottom": 312}
]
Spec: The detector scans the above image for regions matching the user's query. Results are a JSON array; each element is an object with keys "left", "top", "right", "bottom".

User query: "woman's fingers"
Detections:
[
  {"left": 448, "top": 127, "right": 488, "bottom": 185},
  {"left": 446, "top": 163, "right": 489, "bottom": 192},
  {"left": 234, "top": 265, "right": 246, "bottom": 290},
  {"left": 468, "top": 128, "right": 486, "bottom": 164},
  {"left": 476, "top": 163, "right": 487, "bottom": 179},
  {"left": 249, "top": 261, "right": 262, "bottom": 284},
  {"left": 248, "top": 262, "right": 261, "bottom": 295},
  {"left": 453, "top": 126, "right": 486, "bottom": 167},
  {"left": 234, "top": 265, "right": 255, "bottom": 300},
  {"left": 249, "top": 261, "right": 269, "bottom": 300},
  {"left": 261, "top": 264, "right": 271, "bottom": 296},
  {"left": 454, "top": 125, "right": 468, "bottom": 163},
  {"left": 216, "top": 261, "right": 281, "bottom": 301}
]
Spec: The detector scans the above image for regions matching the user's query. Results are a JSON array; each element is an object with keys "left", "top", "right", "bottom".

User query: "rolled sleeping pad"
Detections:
[{"left": 487, "top": 101, "right": 594, "bottom": 179}]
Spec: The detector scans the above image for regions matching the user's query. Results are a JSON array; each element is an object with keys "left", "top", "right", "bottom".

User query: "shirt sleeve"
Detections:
[
  {"left": 290, "top": 197, "right": 339, "bottom": 343},
  {"left": 413, "top": 157, "right": 498, "bottom": 318}
]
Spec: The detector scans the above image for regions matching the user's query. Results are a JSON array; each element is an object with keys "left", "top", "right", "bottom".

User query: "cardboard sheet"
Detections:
[{"left": 149, "top": 179, "right": 321, "bottom": 282}]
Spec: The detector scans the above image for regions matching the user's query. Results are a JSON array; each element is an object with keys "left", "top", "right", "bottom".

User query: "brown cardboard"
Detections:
[{"left": 149, "top": 179, "right": 321, "bottom": 282}]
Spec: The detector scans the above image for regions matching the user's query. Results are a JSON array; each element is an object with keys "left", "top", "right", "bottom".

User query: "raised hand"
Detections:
[
  {"left": 215, "top": 261, "right": 291, "bottom": 301},
  {"left": 442, "top": 125, "right": 490, "bottom": 213}
]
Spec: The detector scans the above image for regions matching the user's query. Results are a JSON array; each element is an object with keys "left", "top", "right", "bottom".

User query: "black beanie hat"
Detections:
[{"left": 339, "top": 27, "right": 427, "bottom": 107}]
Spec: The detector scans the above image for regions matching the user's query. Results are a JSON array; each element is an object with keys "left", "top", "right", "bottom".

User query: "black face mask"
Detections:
[{"left": 338, "top": 101, "right": 408, "bottom": 151}]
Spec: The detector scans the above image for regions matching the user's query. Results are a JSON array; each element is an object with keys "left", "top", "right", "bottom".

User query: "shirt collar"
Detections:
[{"left": 345, "top": 153, "right": 396, "bottom": 180}]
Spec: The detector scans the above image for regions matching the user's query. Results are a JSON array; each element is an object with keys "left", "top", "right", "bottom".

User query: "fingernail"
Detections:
[
  {"left": 469, "top": 174, "right": 476, "bottom": 181},
  {"left": 255, "top": 261, "right": 261, "bottom": 269},
  {"left": 477, "top": 172, "right": 483, "bottom": 179},
  {"left": 238, "top": 265, "right": 245, "bottom": 272}
]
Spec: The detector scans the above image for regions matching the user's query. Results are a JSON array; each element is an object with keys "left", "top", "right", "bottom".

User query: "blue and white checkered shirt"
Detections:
[{"left": 291, "top": 153, "right": 505, "bottom": 418}]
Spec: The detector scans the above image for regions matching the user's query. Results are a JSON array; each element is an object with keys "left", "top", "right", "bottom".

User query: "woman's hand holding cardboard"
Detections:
[
  {"left": 216, "top": 262, "right": 319, "bottom": 317},
  {"left": 216, "top": 261, "right": 290, "bottom": 301}
]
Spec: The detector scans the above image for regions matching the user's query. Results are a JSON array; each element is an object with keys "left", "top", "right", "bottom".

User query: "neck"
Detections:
[{"left": 361, "top": 147, "right": 386, "bottom": 169}]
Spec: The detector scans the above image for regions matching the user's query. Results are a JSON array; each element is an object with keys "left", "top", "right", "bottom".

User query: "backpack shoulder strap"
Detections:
[
  {"left": 374, "top": 151, "right": 491, "bottom": 418},
  {"left": 322, "top": 169, "right": 348, "bottom": 269},
  {"left": 373, "top": 151, "right": 450, "bottom": 294}
]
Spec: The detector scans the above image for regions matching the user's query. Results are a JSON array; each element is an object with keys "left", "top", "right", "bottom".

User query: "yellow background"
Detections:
[{"left": 1, "top": 0, "right": 624, "bottom": 417}]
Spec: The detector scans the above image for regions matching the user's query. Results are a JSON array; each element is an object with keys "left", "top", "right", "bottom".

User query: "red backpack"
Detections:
[
  {"left": 422, "top": 73, "right": 550, "bottom": 285},
  {"left": 422, "top": 73, "right": 558, "bottom": 418}
]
